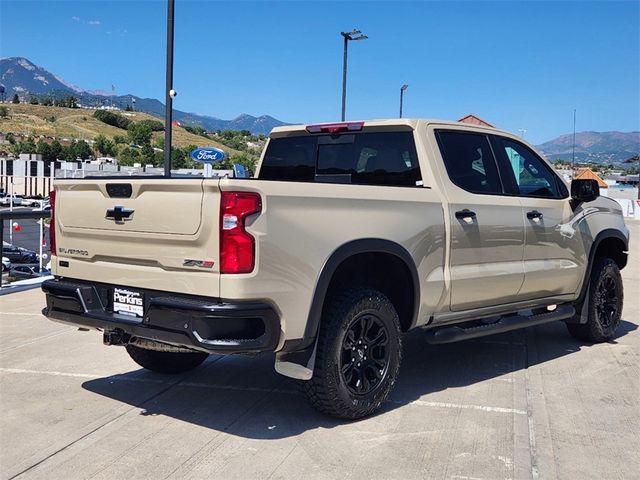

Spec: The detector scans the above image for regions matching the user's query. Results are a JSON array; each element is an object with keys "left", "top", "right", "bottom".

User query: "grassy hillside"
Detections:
[{"left": 0, "top": 103, "right": 242, "bottom": 155}]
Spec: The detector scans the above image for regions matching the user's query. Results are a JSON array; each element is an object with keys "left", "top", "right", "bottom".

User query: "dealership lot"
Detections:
[{"left": 1, "top": 221, "right": 638, "bottom": 480}]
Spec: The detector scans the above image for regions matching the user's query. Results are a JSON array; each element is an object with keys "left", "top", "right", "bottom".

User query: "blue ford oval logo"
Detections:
[{"left": 191, "top": 147, "right": 226, "bottom": 163}]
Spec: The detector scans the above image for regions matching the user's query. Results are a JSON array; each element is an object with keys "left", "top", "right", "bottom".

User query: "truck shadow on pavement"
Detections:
[{"left": 82, "top": 319, "right": 637, "bottom": 439}]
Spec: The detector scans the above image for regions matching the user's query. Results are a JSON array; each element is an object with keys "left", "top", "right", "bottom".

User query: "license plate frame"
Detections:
[{"left": 112, "top": 287, "right": 145, "bottom": 320}]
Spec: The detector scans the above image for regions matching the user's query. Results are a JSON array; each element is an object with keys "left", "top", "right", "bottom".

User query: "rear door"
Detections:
[
  {"left": 53, "top": 178, "right": 222, "bottom": 297},
  {"left": 434, "top": 129, "right": 525, "bottom": 311},
  {"left": 491, "top": 136, "right": 586, "bottom": 299}
]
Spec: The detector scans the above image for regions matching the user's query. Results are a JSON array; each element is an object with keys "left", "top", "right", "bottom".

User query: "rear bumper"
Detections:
[{"left": 42, "top": 278, "right": 281, "bottom": 354}]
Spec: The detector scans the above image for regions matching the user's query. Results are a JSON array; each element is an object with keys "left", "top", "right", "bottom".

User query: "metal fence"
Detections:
[{"left": 1, "top": 209, "right": 51, "bottom": 289}]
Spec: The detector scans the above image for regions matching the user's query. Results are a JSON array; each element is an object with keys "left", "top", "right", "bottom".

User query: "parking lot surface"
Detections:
[{"left": 1, "top": 221, "right": 638, "bottom": 480}]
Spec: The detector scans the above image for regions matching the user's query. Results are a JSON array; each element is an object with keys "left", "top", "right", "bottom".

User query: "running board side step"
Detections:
[{"left": 426, "top": 305, "right": 575, "bottom": 344}]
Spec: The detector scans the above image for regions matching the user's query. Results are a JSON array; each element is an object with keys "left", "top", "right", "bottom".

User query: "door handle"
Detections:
[
  {"left": 527, "top": 210, "right": 543, "bottom": 220},
  {"left": 455, "top": 209, "right": 476, "bottom": 222}
]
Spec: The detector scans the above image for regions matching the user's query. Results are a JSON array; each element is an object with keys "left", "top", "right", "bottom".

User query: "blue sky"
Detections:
[{"left": 1, "top": 0, "right": 638, "bottom": 144}]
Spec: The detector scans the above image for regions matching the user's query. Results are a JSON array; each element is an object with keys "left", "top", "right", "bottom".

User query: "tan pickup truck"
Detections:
[{"left": 42, "top": 119, "right": 629, "bottom": 419}]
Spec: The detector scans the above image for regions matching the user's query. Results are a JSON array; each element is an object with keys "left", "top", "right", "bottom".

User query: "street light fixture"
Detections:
[
  {"left": 340, "top": 29, "right": 368, "bottom": 121},
  {"left": 399, "top": 84, "right": 408, "bottom": 118}
]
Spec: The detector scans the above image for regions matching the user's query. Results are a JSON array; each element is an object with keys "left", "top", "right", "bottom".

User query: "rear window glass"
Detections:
[{"left": 259, "top": 132, "right": 421, "bottom": 187}]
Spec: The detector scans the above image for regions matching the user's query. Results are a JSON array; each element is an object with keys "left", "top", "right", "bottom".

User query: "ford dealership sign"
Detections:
[{"left": 191, "top": 147, "right": 226, "bottom": 163}]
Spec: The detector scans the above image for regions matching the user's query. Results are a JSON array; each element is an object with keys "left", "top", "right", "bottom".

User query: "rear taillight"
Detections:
[
  {"left": 49, "top": 189, "right": 56, "bottom": 255},
  {"left": 220, "top": 192, "right": 261, "bottom": 274}
]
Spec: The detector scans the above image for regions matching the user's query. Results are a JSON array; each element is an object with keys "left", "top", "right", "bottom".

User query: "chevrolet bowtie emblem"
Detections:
[{"left": 106, "top": 205, "right": 134, "bottom": 223}]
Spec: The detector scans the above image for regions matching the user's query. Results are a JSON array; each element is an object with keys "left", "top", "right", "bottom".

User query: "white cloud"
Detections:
[
  {"left": 71, "top": 16, "right": 80, "bottom": 21},
  {"left": 88, "top": 20, "right": 101, "bottom": 26}
]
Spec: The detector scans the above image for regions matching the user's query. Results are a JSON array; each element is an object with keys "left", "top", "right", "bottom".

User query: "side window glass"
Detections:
[
  {"left": 436, "top": 131, "right": 502, "bottom": 195},
  {"left": 498, "top": 138, "right": 561, "bottom": 198}
]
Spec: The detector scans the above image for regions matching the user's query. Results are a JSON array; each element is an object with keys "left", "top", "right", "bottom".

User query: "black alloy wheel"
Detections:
[
  {"left": 594, "top": 273, "right": 619, "bottom": 329},
  {"left": 341, "top": 313, "right": 390, "bottom": 396}
]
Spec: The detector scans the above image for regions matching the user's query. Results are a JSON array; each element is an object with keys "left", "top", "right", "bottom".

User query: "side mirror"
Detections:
[{"left": 571, "top": 179, "right": 600, "bottom": 203}]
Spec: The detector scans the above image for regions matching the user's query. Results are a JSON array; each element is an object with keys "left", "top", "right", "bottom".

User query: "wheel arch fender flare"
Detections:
[
  {"left": 304, "top": 238, "right": 420, "bottom": 349},
  {"left": 576, "top": 228, "right": 628, "bottom": 306}
]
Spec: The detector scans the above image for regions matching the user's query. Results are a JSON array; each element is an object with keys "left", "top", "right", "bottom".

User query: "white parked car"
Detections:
[
  {"left": 0, "top": 195, "right": 24, "bottom": 207},
  {"left": 2, "top": 256, "right": 10, "bottom": 272}
]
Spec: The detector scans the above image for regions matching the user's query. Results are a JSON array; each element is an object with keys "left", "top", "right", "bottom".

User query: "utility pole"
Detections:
[
  {"left": 399, "top": 84, "right": 408, "bottom": 118},
  {"left": 572, "top": 109, "right": 576, "bottom": 177},
  {"left": 164, "top": 0, "right": 176, "bottom": 177},
  {"left": 340, "top": 29, "right": 368, "bottom": 121}
]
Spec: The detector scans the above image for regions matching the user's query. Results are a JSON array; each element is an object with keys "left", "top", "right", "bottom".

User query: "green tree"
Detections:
[
  {"left": 29, "top": 96, "right": 39, "bottom": 105},
  {"left": 153, "top": 136, "right": 165, "bottom": 150},
  {"left": 59, "top": 145, "right": 75, "bottom": 161},
  {"left": 93, "top": 110, "right": 131, "bottom": 129},
  {"left": 184, "top": 125, "right": 208, "bottom": 137},
  {"left": 0, "top": 106, "right": 8, "bottom": 118},
  {"left": 41, "top": 97, "right": 53, "bottom": 106},
  {"left": 66, "top": 96, "right": 78, "bottom": 108},
  {"left": 36, "top": 140, "right": 53, "bottom": 161},
  {"left": 6, "top": 132, "right": 15, "bottom": 144},
  {"left": 11, "top": 94, "right": 19, "bottom": 104},
  {"left": 222, "top": 152, "right": 258, "bottom": 176},
  {"left": 94, "top": 135, "right": 116, "bottom": 156},
  {"left": 113, "top": 134, "right": 127, "bottom": 145},
  {"left": 171, "top": 146, "right": 187, "bottom": 169},
  {"left": 127, "top": 122, "right": 153, "bottom": 146},
  {"left": 11, "top": 137, "right": 37, "bottom": 155},
  {"left": 138, "top": 119, "right": 164, "bottom": 132},
  {"left": 139, "top": 144, "right": 156, "bottom": 165},
  {"left": 117, "top": 146, "right": 140, "bottom": 166},
  {"left": 71, "top": 140, "right": 92, "bottom": 160},
  {"left": 49, "top": 140, "right": 63, "bottom": 161}
]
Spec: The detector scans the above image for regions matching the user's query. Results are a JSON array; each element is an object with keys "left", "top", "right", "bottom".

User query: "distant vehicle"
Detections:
[
  {"left": 25, "top": 198, "right": 45, "bottom": 207},
  {"left": 2, "top": 256, "right": 10, "bottom": 272},
  {"left": 2, "top": 242, "right": 38, "bottom": 263},
  {"left": 33, "top": 202, "right": 51, "bottom": 212},
  {"left": 0, "top": 195, "right": 24, "bottom": 207},
  {"left": 10, "top": 265, "right": 49, "bottom": 280}
]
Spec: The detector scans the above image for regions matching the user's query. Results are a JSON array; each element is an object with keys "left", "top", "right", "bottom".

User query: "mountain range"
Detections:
[
  {"left": 536, "top": 131, "right": 639, "bottom": 164},
  {"left": 0, "top": 57, "right": 288, "bottom": 134}
]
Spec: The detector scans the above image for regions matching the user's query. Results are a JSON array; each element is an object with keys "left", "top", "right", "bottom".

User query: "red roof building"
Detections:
[
  {"left": 574, "top": 168, "right": 608, "bottom": 189},
  {"left": 457, "top": 114, "right": 495, "bottom": 128}
]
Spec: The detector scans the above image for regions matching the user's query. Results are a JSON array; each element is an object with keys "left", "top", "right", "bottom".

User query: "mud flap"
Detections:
[{"left": 274, "top": 341, "right": 317, "bottom": 380}]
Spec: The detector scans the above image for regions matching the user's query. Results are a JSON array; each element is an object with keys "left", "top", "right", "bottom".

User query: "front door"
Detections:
[{"left": 491, "top": 136, "right": 587, "bottom": 299}]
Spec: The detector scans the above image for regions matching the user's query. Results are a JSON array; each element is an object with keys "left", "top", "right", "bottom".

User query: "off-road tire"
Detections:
[
  {"left": 567, "top": 257, "right": 623, "bottom": 342},
  {"left": 125, "top": 344, "right": 208, "bottom": 374},
  {"left": 304, "top": 287, "right": 402, "bottom": 419}
]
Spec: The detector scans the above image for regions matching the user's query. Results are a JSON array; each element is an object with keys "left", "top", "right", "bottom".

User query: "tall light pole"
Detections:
[
  {"left": 164, "top": 0, "right": 176, "bottom": 177},
  {"left": 399, "top": 84, "right": 408, "bottom": 118},
  {"left": 340, "top": 29, "right": 368, "bottom": 121},
  {"left": 572, "top": 109, "right": 576, "bottom": 176}
]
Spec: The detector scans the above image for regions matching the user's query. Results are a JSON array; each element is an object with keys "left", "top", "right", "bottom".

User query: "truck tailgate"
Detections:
[{"left": 52, "top": 179, "right": 221, "bottom": 297}]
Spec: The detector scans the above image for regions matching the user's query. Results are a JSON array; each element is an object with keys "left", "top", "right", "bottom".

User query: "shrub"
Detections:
[{"left": 93, "top": 110, "right": 131, "bottom": 129}]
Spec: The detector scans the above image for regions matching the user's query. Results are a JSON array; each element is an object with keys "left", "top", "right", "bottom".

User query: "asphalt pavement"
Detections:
[{"left": 0, "top": 221, "right": 638, "bottom": 480}]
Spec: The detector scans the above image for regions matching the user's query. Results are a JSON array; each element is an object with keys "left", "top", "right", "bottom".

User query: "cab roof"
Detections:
[{"left": 269, "top": 118, "right": 509, "bottom": 138}]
